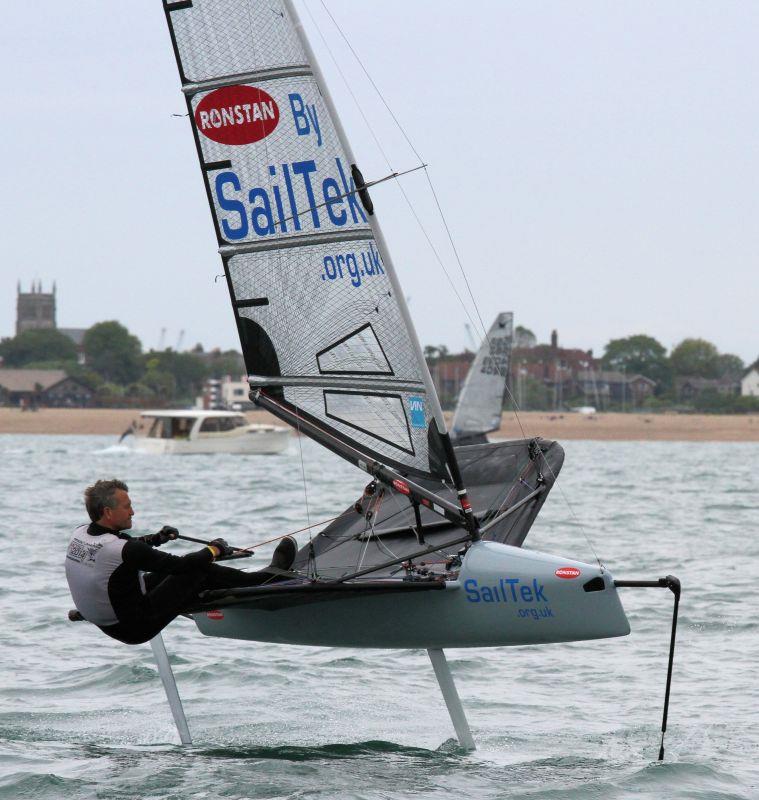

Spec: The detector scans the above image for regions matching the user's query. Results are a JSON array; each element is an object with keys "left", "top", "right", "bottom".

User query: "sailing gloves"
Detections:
[
  {"left": 143, "top": 526, "right": 179, "bottom": 547},
  {"left": 208, "top": 538, "right": 235, "bottom": 559},
  {"left": 141, "top": 527, "right": 234, "bottom": 559}
]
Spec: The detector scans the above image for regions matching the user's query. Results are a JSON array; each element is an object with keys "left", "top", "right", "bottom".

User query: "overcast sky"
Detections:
[{"left": 1, "top": 1, "right": 757, "bottom": 362}]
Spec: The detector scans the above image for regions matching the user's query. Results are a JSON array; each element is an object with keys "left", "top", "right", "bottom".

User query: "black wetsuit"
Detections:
[{"left": 65, "top": 522, "right": 275, "bottom": 645}]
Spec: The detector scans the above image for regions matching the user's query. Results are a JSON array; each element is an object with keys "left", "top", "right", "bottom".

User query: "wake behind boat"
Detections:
[{"left": 131, "top": 410, "right": 289, "bottom": 455}]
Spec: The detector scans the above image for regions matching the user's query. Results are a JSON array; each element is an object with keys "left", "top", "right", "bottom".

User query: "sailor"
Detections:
[{"left": 65, "top": 478, "right": 297, "bottom": 645}]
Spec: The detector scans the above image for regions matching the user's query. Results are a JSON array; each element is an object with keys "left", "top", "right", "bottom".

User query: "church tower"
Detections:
[{"left": 16, "top": 281, "right": 56, "bottom": 335}]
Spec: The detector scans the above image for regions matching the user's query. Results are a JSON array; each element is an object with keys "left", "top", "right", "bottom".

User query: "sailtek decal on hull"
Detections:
[{"left": 192, "top": 541, "right": 631, "bottom": 648}]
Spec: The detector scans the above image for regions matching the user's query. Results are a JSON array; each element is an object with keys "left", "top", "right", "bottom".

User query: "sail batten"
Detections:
[
  {"left": 181, "top": 65, "right": 312, "bottom": 94},
  {"left": 254, "top": 389, "right": 457, "bottom": 502},
  {"left": 248, "top": 377, "right": 426, "bottom": 392},
  {"left": 219, "top": 229, "right": 375, "bottom": 256}
]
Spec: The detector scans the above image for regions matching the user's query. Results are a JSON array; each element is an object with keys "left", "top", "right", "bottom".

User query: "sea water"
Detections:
[{"left": 0, "top": 434, "right": 756, "bottom": 799}]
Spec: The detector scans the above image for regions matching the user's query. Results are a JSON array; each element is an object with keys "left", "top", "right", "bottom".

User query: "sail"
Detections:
[
  {"left": 451, "top": 313, "right": 514, "bottom": 442},
  {"left": 163, "top": 0, "right": 450, "bottom": 481}
]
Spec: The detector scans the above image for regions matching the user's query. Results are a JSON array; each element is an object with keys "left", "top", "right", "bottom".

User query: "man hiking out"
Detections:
[{"left": 65, "top": 478, "right": 297, "bottom": 645}]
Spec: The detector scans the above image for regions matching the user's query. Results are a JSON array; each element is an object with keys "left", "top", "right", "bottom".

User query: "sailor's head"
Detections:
[{"left": 85, "top": 479, "right": 134, "bottom": 531}]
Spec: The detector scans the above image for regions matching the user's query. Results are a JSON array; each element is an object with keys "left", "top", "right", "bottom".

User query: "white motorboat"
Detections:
[{"left": 132, "top": 410, "right": 289, "bottom": 455}]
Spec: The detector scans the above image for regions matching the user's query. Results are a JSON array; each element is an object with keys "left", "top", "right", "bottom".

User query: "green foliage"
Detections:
[
  {"left": 512, "top": 375, "right": 551, "bottom": 411},
  {"left": 0, "top": 329, "right": 77, "bottom": 367},
  {"left": 715, "top": 353, "right": 744, "bottom": 380},
  {"left": 125, "top": 382, "right": 155, "bottom": 399},
  {"left": 692, "top": 389, "right": 759, "bottom": 414},
  {"left": 514, "top": 325, "right": 537, "bottom": 348},
  {"left": 23, "top": 360, "right": 76, "bottom": 370},
  {"left": 670, "top": 338, "right": 720, "bottom": 378},
  {"left": 423, "top": 345, "right": 449, "bottom": 362},
  {"left": 96, "top": 382, "right": 125, "bottom": 399},
  {"left": 602, "top": 334, "right": 672, "bottom": 391},
  {"left": 66, "top": 366, "right": 104, "bottom": 391},
  {"left": 142, "top": 366, "right": 177, "bottom": 399},
  {"left": 143, "top": 350, "right": 205, "bottom": 398},
  {"left": 202, "top": 349, "right": 246, "bottom": 379},
  {"left": 84, "top": 322, "right": 143, "bottom": 384}
]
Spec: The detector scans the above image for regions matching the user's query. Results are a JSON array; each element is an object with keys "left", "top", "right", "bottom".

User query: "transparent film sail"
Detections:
[{"left": 163, "top": 0, "right": 451, "bottom": 480}]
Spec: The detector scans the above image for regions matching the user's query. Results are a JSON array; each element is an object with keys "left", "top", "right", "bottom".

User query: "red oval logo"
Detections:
[
  {"left": 194, "top": 85, "right": 279, "bottom": 146},
  {"left": 555, "top": 566, "right": 581, "bottom": 579},
  {"left": 206, "top": 609, "right": 224, "bottom": 620},
  {"left": 392, "top": 479, "right": 410, "bottom": 496}
]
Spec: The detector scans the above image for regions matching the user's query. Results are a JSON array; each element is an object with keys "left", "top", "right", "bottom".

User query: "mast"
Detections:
[{"left": 283, "top": 0, "right": 476, "bottom": 533}]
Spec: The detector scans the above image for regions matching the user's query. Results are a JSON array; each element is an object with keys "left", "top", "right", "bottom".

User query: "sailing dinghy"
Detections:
[
  {"left": 450, "top": 312, "right": 514, "bottom": 446},
  {"left": 127, "top": 0, "right": 680, "bottom": 753}
]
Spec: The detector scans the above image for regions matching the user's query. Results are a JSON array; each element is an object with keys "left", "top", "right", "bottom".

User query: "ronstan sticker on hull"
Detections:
[{"left": 555, "top": 567, "right": 581, "bottom": 579}]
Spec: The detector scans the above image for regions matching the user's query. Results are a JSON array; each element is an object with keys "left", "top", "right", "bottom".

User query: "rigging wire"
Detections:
[
  {"left": 239, "top": 511, "right": 350, "bottom": 552},
  {"left": 308, "top": 0, "right": 483, "bottom": 340},
  {"left": 316, "top": 0, "right": 487, "bottom": 340},
  {"left": 312, "top": 1, "right": 603, "bottom": 567},
  {"left": 366, "top": 492, "right": 402, "bottom": 562},
  {"left": 317, "top": 0, "right": 424, "bottom": 165},
  {"left": 354, "top": 494, "right": 375, "bottom": 573},
  {"left": 261, "top": 163, "right": 426, "bottom": 232},
  {"left": 355, "top": 489, "right": 402, "bottom": 571},
  {"left": 304, "top": 2, "right": 396, "bottom": 171}
]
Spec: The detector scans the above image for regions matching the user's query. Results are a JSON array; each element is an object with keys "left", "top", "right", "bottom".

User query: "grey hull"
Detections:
[{"left": 192, "top": 541, "right": 630, "bottom": 648}]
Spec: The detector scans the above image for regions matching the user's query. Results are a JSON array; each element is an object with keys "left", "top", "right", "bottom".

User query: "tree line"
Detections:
[
  {"left": 0, "top": 322, "right": 244, "bottom": 405},
  {"left": 2, "top": 324, "right": 756, "bottom": 412},
  {"left": 598, "top": 334, "right": 756, "bottom": 413},
  {"left": 601, "top": 334, "right": 746, "bottom": 385},
  {"left": 427, "top": 332, "right": 757, "bottom": 413}
]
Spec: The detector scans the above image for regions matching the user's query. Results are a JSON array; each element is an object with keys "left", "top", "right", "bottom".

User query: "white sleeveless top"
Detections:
[{"left": 65, "top": 524, "right": 126, "bottom": 626}]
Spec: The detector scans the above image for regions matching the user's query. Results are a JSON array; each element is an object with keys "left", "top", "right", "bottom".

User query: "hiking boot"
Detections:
[{"left": 269, "top": 536, "right": 297, "bottom": 571}]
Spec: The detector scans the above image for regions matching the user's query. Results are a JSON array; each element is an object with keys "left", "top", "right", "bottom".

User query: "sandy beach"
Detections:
[{"left": 0, "top": 407, "right": 757, "bottom": 442}]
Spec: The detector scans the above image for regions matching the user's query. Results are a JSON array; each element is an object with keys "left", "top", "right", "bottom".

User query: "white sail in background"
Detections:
[
  {"left": 451, "top": 313, "right": 514, "bottom": 441},
  {"left": 163, "top": 0, "right": 450, "bottom": 480}
]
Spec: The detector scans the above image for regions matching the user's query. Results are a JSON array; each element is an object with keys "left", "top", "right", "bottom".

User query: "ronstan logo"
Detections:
[
  {"left": 206, "top": 610, "right": 225, "bottom": 620},
  {"left": 194, "top": 85, "right": 280, "bottom": 146},
  {"left": 555, "top": 566, "right": 581, "bottom": 579}
]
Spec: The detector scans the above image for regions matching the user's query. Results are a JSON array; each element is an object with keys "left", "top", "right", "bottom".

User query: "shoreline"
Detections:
[{"left": 0, "top": 407, "right": 757, "bottom": 442}]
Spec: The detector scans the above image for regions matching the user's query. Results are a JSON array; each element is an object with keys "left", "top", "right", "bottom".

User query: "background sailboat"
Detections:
[{"left": 451, "top": 312, "right": 514, "bottom": 446}]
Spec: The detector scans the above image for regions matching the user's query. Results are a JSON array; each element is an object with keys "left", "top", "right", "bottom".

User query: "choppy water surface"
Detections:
[{"left": 0, "top": 434, "right": 757, "bottom": 799}]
